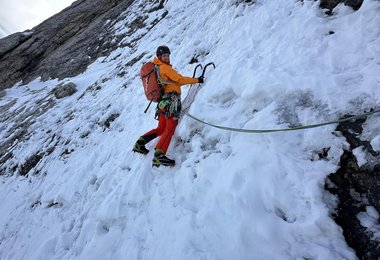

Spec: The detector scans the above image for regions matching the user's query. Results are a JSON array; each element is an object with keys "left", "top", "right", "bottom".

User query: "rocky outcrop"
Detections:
[
  {"left": 0, "top": 0, "right": 135, "bottom": 90},
  {"left": 52, "top": 82, "right": 77, "bottom": 99},
  {"left": 326, "top": 116, "right": 380, "bottom": 259},
  {"left": 0, "top": 0, "right": 168, "bottom": 91},
  {"left": 0, "top": 93, "right": 56, "bottom": 176},
  {"left": 320, "top": 0, "right": 364, "bottom": 13}
]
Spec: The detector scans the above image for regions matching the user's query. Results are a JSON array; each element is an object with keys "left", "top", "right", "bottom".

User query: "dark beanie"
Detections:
[{"left": 156, "top": 45, "right": 171, "bottom": 56}]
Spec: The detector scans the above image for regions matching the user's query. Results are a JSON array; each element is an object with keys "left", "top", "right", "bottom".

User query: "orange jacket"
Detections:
[{"left": 153, "top": 57, "right": 199, "bottom": 95}]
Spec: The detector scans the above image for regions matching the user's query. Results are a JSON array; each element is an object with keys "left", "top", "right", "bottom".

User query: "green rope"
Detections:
[{"left": 184, "top": 108, "right": 380, "bottom": 133}]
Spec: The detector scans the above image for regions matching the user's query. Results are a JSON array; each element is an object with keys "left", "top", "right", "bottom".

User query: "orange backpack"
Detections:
[{"left": 140, "top": 62, "right": 162, "bottom": 102}]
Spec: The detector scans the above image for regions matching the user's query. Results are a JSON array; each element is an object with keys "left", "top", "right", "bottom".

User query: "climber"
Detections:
[{"left": 133, "top": 45, "right": 204, "bottom": 167}]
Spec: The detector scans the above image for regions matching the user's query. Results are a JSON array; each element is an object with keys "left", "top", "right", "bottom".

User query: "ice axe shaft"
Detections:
[{"left": 192, "top": 64, "right": 203, "bottom": 78}]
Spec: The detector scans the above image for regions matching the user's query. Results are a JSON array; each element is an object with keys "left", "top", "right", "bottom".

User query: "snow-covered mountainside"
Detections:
[{"left": 1, "top": 0, "right": 379, "bottom": 259}]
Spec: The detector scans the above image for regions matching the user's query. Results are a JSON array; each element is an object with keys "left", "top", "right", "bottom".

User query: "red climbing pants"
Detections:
[{"left": 142, "top": 113, "right": 178, "bottom": 154}]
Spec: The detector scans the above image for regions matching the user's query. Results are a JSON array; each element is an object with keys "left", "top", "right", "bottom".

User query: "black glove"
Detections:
[{"left": 197, "top": 77, "right": 204, "bottom": 83}]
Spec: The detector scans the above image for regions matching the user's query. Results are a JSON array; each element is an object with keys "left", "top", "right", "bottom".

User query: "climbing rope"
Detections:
[{"left": 184, "top": 108, "right": 380, "bottom": 133}]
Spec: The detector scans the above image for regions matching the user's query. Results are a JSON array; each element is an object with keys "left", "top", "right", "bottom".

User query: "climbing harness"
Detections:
[{"left": 158, "top": 92, "right": 182, "bottom": 119}]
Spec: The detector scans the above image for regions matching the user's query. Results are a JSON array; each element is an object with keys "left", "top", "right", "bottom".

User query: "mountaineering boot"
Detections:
[
  {"left": 152, "top": 149, "right": 175, "bottom": 167},
  {"left": 133, "top": 137, "right": 149, "bottom": 155}
]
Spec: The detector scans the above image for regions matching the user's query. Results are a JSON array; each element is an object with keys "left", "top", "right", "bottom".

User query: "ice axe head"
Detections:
[
  {"left": 192, "top": 64, "right": 203, "bottom": 78},
  {"left": 201, "top": 62, "right": 216, "bottom": 77}
]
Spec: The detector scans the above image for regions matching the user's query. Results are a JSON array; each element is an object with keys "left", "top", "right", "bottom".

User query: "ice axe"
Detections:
[
  {"left": 181, "top": 62, "right": 216, "bottom": 115},
  {"left": 200, "top": 62, "right": 216, "bottom": 78},
  {"left": 192, "top": 64, "right": 203, "bottom": 77}
]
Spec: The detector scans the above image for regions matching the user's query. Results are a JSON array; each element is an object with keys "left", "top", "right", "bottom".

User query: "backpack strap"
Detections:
[{"left": 154, "top": 65, "right": 174, "bottom": 86}]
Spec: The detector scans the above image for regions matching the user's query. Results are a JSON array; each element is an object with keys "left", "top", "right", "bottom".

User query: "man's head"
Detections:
[{"left": 156, "top": 45, "right": 171, "bottom": 64}]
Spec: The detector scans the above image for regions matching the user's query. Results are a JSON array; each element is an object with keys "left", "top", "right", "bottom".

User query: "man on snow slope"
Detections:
[{"left": 133, "top": 45, "right": 204, "bottom": 167}]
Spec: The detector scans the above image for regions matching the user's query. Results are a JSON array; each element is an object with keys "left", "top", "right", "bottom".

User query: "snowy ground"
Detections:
[{"left": 1, "top": 0, "right": 380, "bottom": 259}]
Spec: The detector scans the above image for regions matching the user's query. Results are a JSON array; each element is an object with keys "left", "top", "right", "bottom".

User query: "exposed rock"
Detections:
[
  {"left": 234, "top": 0, "right": 255, "bottom": 4},
  {"left": 0, "top": 90, "right": 5, "bottom": 98},
  {"left": 320, "top": 0, "right": 364, "bottom": 14},
  {"left": 326, "top": 116, "right": 380, "bottom": 259},
  {"left": 0, "top": 0, "right": 168, "bottom": 91},
  {"left": 0, "top": 96, "right": 55, "bottom": 175},
  {"left": 0, "top": 30, "right": 33, "bottom": 57},
  {"left": 104, "top": 113, "right": 120, "bottom": 129},
  {"left": 20, "top": 154, "right": 43, "bottom": 176},
  {"left": 53, "top": 82, "right": 78, "bottom": 99},
  {"left": 46, "top": 201, "right": 64, "bottom": 208},
  {"left": 0, "top": 0, "right": 135, "bottom": 90}
]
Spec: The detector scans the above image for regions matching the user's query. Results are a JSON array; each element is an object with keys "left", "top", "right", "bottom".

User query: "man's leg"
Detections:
[
  {"left": 153, "top": 117, "right": 178, "bottom": 167},
  {"left": 142, "top": 113, "right": 166, "bottom": 141},
  {"left": 133, "top": 114, "right": 166, "bottom": 154},
  {"left": 155, "top": 117, "right": 178, "bottom": 153}
]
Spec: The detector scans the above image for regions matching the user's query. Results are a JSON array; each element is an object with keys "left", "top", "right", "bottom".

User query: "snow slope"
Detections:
[{"left": 1, "top": 0, "right": 380, "bottom": 259}]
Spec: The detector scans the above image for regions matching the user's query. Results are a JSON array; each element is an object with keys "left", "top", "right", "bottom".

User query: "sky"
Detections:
[
  {"left": 0, "top": 0, "right": 76, "bottom": 38},
  {"left": 1, "top": 0, "right": 380, "bottom": 259}
]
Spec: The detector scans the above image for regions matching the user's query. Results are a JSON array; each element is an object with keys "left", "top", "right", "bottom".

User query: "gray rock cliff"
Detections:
[{"left": 0, "top": 0, "right": 136, "bottom": 90}]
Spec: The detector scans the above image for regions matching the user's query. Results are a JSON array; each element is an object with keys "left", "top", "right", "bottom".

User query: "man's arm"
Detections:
[{"left": 162, "top": 65, "right": 200, "bottom": 85}]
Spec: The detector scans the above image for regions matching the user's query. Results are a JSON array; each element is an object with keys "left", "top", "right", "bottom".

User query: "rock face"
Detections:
[
  {"left": 0, "top": 0, "right": 135, "bottom": 90},
  {"left": 320, "top": 0, "right": 364, "bottom": 12},
  {"left": 0, "top": 0, "right": 168, "bottom": 91},
  {"left": 326, "top": 116, "right": 380, "bottom": 259}
]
